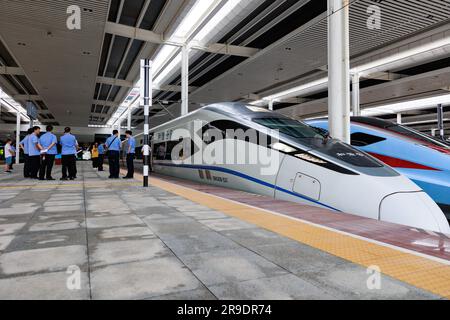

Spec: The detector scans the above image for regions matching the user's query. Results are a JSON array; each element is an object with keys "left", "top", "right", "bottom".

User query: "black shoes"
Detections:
[
  {"left": 47, "top": 177, "right": 56, "bottom": 181},
  {"left": 60, "top": 177, "right": 68, "bottom": 181}
]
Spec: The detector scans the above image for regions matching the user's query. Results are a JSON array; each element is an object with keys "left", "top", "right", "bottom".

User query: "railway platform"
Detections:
[{"left": 0, "top": 161, "right": 448, "bottom": 299}]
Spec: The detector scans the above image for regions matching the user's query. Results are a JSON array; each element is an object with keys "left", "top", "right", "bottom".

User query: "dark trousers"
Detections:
[
  {"left": 23, "top": 154, "right": 30, "bottom": 177},
  {"left": 98, "top": 154, "right": 104, "bottom": 171},
  {"left": 28, "top": 155, "right": 41, "bottom": 178},
  {"left": 92, "top": 157, "right": 98, "bottom": 168},
  {"left": 39, "top": 154, "right": 55, "bottom": 179},
  {"left": 62, "top": 155, "right": 77, "bottom": 179},
  {"left": 108, "top": 151, "right": 120, "bottom": 178},
  {"left": 126, "top": 153, "right": 135, "bottom": 178}
]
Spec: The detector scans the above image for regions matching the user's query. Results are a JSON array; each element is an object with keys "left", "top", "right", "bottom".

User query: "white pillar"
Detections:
[
  {"left": 396, "top": 113, "right": 402, "bottom": 124},
  {"left": 127, "top": 107, "right": 132, "bottom": 130},
  {"left": 437, "top": 104, "right": 444, "bottom": 140},
  {"left": 328, "top": 0, "right": 351, "bottom": 143},
  {"left": 181, "top": 45, "right": 189, "bottom": 116},
  {"left": 351, "top": 73, "right": 360, "bottom": 116},
  {"left": 16, "top": 112, "right": 20, "bottom": 164},
  {"left": 268, "top": 100, "right": 274, "bottom": 111}
]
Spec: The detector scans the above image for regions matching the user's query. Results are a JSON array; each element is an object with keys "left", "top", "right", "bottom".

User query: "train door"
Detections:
[{"left": 274, "top": 155, "right": 322, "bottom": 205}]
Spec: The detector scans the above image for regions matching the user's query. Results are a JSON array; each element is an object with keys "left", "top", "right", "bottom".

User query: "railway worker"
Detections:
[
  {"left": 27, "top": 126, "right": 43, "bottom": 179},
  {"left": 97, "top": 142, "right": 105, "bottom": 172},
  {"left": 20, "top": 128, "right": 33, "bottom": 178},
  {"left": 60, "top": 127, "right": 79, "bottom": 181},
  {"left": 105, "top": 130, "right": 121, "bottom": 179},
  {"left": 3, "top": 138, "right": 14, "bottom": 173},
  {"left": 122, "top": 130, "right": 135, "bottom": 179},
  {"left": 38, "top": 125, "right": 57, "bottom": 181}
]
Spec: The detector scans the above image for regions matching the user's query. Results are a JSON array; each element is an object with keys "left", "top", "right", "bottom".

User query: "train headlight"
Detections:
[
  {"left": 295, "top": 153, "right": 327, "bottom": 164},
  {"left": 271, "top": 142, "right": 296, "bottom": 153}
]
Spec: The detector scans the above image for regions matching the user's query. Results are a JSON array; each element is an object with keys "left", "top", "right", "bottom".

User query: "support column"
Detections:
[
  {"left": 181, "top": 45, "right": 189, "bottom": 116},
  {"left": 127, "top": 107, "right": 132, "bottom": 130},
  {"left": 396, "top": 113, "right": 402, "bottom": 124},
  {"left": 328, "top": 0, "right": 351, "bottom": 143},
  {"left": 16, "top": 111, "right": 20, "bottom": 164},
  {"left": 268, "top": 100, "right": 274, "bottom": 111},
  {"left": 437, "top": 104, "right": 444, "bottom": 140},
  {"left": 140, "top": 59, "right": 152, "bottom": 187},
  {"left": 351, "top": 73, "right": 360, "bottom": 116}
]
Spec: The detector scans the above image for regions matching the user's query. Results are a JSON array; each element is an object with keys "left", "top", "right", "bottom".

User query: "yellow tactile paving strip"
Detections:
[{"left": 130, "top": 170, "right": 450, "bottom": 297}]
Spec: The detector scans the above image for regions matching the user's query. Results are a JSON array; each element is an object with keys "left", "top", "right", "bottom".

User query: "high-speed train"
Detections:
[
  {"left": 308, "top": 117, "right": 450, "bottom": 220},
  {"left": 146, "top": 103, "right": 450, "bottom": 233}
]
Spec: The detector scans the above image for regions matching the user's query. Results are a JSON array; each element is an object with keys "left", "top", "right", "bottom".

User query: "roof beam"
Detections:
[
  {"left": 104, "top": 22, "right": 259, "bottom": 58},
  {"left": 96, "top": 76, "right": 133, "bottom": 88},
  {"left": 0, "top": 66, "right": 25, "bottom": 76},
  {"left": 96, "top": 76, "right": 198, "bottom": 92},
  {"left": 362, "top": 71, "right": 405, "bottom": 81},
  {"left": 92, "top": 100, "right": 120, "bottom": 107},
  {"left": 153, "top": 84, "right": 198, "bottom": 93},
  {"left": 13, "top": 94, "right": 41, "bottom": 100}
]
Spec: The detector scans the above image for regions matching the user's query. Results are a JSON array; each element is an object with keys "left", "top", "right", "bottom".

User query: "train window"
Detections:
[
  {"left": 253, "top": 118, "right": 324, "bottom": 140},
  {"left": 209, "top": 120, "right": 267, "bottom": 144},
  {"left": 351, "top": 132, "right": 386, "bottom": 146},
  {"left": 153, "top": 142, "right": 166, "bottom": 160},
  {"left": 165, "top": 139, "right": 184, "bottom": 160}
]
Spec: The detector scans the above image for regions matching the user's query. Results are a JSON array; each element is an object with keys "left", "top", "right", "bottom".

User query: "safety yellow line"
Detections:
[{"left": 126, "top": 169, "right": 450, "bottom": 298}]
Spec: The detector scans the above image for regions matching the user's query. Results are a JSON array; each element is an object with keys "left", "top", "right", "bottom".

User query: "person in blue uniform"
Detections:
[
  {"left": 60, "top": 127, "right": 79, "bottom": 180},
  {"left": 38, "top": 125, "right": 57, "bottom": 180},
  {"left": 97, "top": 142, "right": 105, "bottom": 172},
  {"left": 20, "top": 128, "right": 33, "bottom": 178},
  {"left": 105, "top": 130, "right": 121, "bottom": 179},
  {"left": 123, "top": 130, "right": 136, "bottom": 179},
  {"left": 27, "top": 126, "right": 43, "bottom": 179}
]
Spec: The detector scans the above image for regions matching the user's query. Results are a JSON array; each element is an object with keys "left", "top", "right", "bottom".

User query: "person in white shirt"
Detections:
[{"left": 4, "top": 138, "right": 15, "bottom": 173}]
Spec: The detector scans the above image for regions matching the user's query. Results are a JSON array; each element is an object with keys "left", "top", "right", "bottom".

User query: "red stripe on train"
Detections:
[{"left": 368, "top": 153, "right": 441, "bottom": 171}]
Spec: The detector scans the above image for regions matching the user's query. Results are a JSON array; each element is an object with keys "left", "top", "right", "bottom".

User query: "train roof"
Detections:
[
  {"left": 203, "top": 102, "right": 275, "bottom": 118},
  {"left": 351, "top": 116, "right": 397, "bottom": 128}
]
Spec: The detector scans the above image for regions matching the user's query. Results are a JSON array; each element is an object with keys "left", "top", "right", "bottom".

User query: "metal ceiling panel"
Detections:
[{"left": 0, "top": 0, "right": 110, "bottom": 125}]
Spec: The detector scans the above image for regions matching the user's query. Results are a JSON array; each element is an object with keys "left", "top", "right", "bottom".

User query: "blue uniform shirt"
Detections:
[
  {"left": 98, "top": 144, "right": 105, "bottom": 155},
  {"left": 60, "top": 133, "right": 78, "bottom": 155},
  {"left": 106, "top": 135, "right": 121, "bottom": 151},
  {"left": 127, "top": 137, "right": 136, "bottom": 154},
  {"left": 20, "top": 135, "right": 29, "bottom": 154},
  {"left": 27, "top": 134, "right": 40, "bottom": 156},
  {"left": 39, "top": 132, "right": 58, "bottom": 155}
]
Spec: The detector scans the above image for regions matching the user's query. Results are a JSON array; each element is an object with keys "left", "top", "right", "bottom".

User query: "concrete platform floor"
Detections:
[{"left": 0, "top": 162, "right": 441, "bottom": 300}]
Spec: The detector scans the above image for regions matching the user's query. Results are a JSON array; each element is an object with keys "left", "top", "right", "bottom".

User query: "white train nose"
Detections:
[{"left": 379, "top": 192, "right": 450, "bottom": 234}]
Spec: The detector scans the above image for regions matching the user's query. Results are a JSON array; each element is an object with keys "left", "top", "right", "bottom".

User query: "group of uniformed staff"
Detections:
[{"left": 17, "top": 126, "right": 136, "bottom": 181}]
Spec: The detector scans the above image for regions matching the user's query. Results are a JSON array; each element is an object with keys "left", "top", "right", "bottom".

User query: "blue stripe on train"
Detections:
[{"left": 154, "top": 162, "right": 340, "bottom": 212}]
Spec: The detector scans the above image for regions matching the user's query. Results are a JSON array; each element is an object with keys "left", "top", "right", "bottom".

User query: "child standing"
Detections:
[{"left": 4, "top": 139, "right": 14, "bottom": 173}]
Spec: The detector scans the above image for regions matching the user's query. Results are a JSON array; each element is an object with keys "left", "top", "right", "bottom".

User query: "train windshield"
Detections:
[
  {"left": 253, "top": 118, "right": 325, "bottom": 140},
  {"left": 253, "top": 117, "right": 383, "bottom": 167}
]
